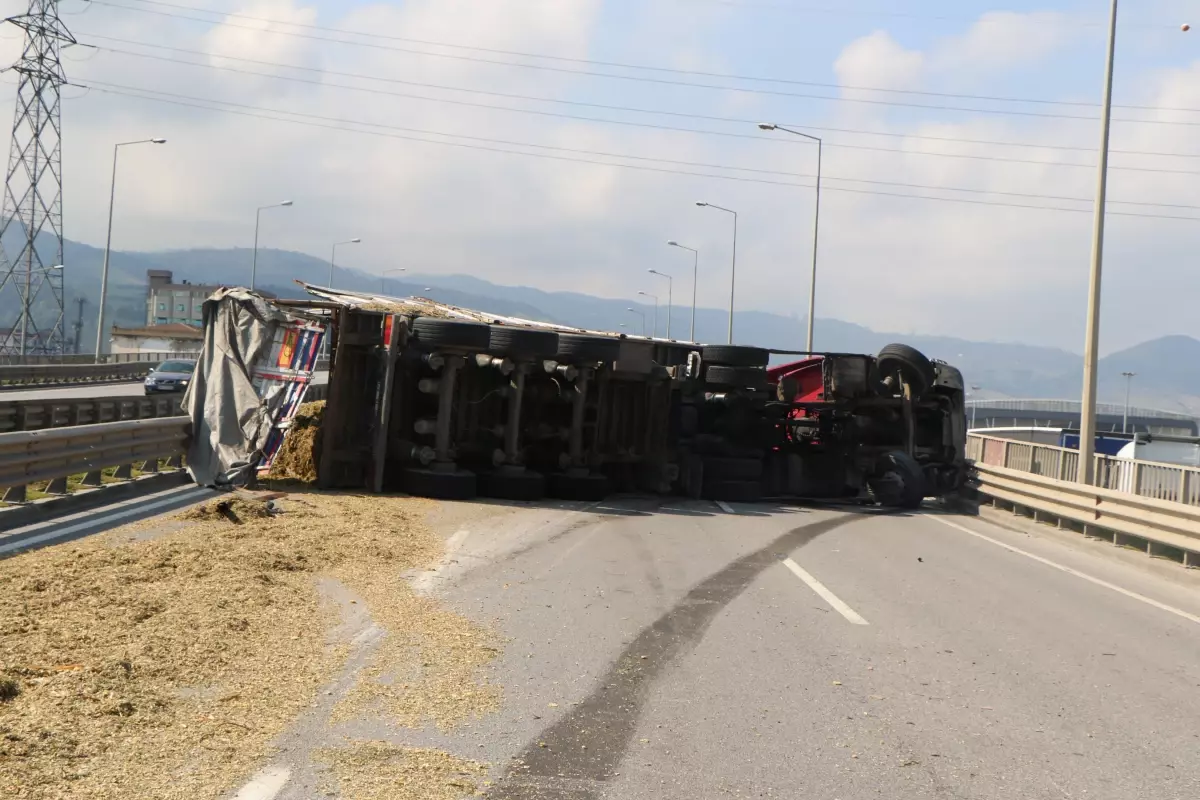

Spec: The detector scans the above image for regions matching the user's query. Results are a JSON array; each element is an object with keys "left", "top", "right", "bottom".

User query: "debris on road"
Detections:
[
  {"left": 315, "top": 742, "right": 487, "bottom": 800},
  {"left": 0, "top": 490, "right": 497, "bottom": 800},
  {"left": 267, "top": 401, "right": 325, "bottom": 483}
]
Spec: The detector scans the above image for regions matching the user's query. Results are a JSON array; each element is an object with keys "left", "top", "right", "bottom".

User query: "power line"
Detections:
[
  {"left": 84, "top": 35, "right": 1200, "bottom": 161},
  {"left": 100, "top": 0, "right": 1195, "bottom": 110},
  {"left": 88, "top": 0, "right": 1200, "bottom": 126},
  {"left": 86, "top": 46, "right": 1200, "bottom": 177},
  {"left": 77, "top": 80, "right": 1200, "bottom": 223}
]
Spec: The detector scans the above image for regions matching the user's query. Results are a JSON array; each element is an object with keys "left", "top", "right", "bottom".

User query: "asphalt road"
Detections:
[
  {"left": 10, "top": 490, "right": 1198, "bottom": 799},
  {"left": 0, "top": 372, "right": 327, "bottom": 401}
]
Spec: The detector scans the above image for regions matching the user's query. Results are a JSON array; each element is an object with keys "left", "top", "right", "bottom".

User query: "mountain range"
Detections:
[{"left": 3, "top": 234, "right": 1197, "bottom": 415}]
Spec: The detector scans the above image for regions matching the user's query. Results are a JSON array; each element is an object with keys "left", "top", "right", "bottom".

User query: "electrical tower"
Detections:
[{"left": 0, "top": 1, "right": 75, "bottom": 357}]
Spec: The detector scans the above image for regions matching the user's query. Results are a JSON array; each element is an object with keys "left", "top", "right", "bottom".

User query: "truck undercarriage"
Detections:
[{"left": 292, "top": 288, "right": 967, "bottom": 509}]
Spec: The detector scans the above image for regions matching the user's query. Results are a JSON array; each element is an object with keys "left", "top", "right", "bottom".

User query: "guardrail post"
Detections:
[
  {"left": 166, "top": 454, "right": 183, "bottom": 469},
  {"left": 2, "top": 484, "right": 26, "bottom": 503},
  {"left": 1133, "top": 461, "right": 1144, "bottom": 497},
  {"left": 141, "top": 458, "right": 159, "bottom": 474},
  {"left": 1180, "top": 471, "right": 1190, "bottom": 506},
  {"left": 1002, "top": 440, "right": 1011, "bottom": 469},
  {"left": 45, "top": 476, "right": 68, "bottom": 495},
  {"left": 113, "top": 463, "right": 133, "bottom": 480},
  {"left": 81, "top": 470, "right": 103, "bottom": 487}
]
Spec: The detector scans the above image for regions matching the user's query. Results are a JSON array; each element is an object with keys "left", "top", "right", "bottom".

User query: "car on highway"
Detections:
[{"left": 144, "top": 359, "right": 196, "bottom": 395}]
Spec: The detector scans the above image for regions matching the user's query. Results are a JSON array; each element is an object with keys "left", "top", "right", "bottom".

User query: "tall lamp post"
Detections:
[
  {"left": 626, "top": 307, "right": 646, "bottom": 335},
  {"left": 381, "top": 267, "right": 406, "bottom": 293},
  {"left": 696, "top": 202, "right": 737, "bottom": 344},
  {"left": 758, "top": 123, "right": 823, "bottom": 352},
  {"left": 1121, "top": 371, "right": 1137, "bottom": 434},
  {"left": 1077, "top": 0, "right": 1120, "bottom": 485},
  {"left": 637, "top": 291, "right": 658, "bottom": 337},
  {"left": 94, "top": 137, "right": 167, "bottom": 359},
  {"left": 250, "top": 200, "right": 294, "bottom": 291},
  {"left": 667, "top": 240, "right": 699, "bottom": 341},
  {"left": 329, "top": 237, "right": 362, "bottom": 290},
  {"left": 648, "top": 269, "right": 673, "bottom": 339}
]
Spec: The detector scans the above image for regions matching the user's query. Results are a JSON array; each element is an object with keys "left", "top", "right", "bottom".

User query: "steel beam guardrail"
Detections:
[
  {"left": 0, "top": 417, "right": 190, "bottom": 503},
  {"left": 0, "top": 395, "right": 185, "bottom": 433},
  {"left": 0, "top": 362, "right": 155, "bottom": 387},
  {"left": 967, "top": 433, "right": 1200, "bottom": 565}
]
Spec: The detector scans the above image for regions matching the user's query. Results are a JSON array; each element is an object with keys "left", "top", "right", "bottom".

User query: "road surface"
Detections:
[{"left": 7, "top": 492, "right": 1198, "bottom": 799}]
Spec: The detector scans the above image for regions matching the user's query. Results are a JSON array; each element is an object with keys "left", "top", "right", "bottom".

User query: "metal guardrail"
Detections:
[
  {"left": 967, "top": 433, "right": 1200, "bottom": 566},
  {"left": 0, "top": 395, "right": 185, "bottom": 433},
  {"left": 0, "top": 351, "right": 196, "bottom": 366},
  {"left": 0, "top": 361, "right": 156, "bottom": 387},
  {"left": 0, "top": 417, "right": 190, "bottom": 503},
  {"left": 965, "top": 398, "right": 1196, "bottom": 422}
]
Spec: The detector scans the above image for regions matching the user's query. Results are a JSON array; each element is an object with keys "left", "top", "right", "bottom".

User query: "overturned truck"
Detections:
[{"left": 292, "top": 286, "right": 967, "bottom": 509}]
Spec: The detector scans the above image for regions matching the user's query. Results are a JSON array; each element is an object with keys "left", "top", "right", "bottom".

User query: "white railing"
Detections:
[{"left": 966, "top": 433, "right": 1200, "bottom": 565}]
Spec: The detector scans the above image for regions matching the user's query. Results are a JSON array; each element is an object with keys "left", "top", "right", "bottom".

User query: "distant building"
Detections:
[
  {"left": 146, "top": 269, "right": 275, "bottom": 327},
  {"left": 110, "top": 323, "right": 204, "bottom": 356}
]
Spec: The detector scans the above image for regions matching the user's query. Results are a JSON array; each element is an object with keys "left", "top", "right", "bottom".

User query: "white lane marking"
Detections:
[
  {"left": 2, "top": 481, "right": 202, "bottom": 535},
  {"left": 0, "top": 486, "right": 212, "bottom": 555},
  {"left": 930, "top": 515, "right": 1200, "bottom": 627},
  {"left": 715, "top": 501, "right": 736, "bottom": 514},
  {"left": 231, "top": 766, "right": 292, "bottom": 800},
  {"left": 782, "top": 558, "right": 869, "bottom": 626}
]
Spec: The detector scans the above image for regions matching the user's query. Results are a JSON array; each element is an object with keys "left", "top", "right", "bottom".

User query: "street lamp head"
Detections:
[
  {"left": 757, "top": 123, "right": 777, "bottom": 131},
  {"left": 151, "top": 138, "right": 167, "bottom": 144},
  {"left": 627, "top": 307, "right": 635, "bottom": 312},
  {"left": 695, "top": 202, "right": 708, "bottom": 207},
  {"left": 280, "top": 200, "right": 294, "bottom": 207},
  {"left": 351, "top": 238, "right": 362, "bottom": 243},
  {"left": 666, "top": 240, "right": 678, "bottom": 246},
  {"left": 50, "top": 264, "right": 64, "bottom": 270},
  {"left": 637, "top": 291, "right": 647, "bottom": 296}
]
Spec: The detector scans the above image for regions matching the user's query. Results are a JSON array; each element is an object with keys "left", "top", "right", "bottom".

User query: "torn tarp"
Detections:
[{"left": 184, "top": 288, "right": 326, "bottom": 488}]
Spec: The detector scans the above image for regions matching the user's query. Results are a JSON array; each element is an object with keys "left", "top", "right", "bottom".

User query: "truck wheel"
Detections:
[
  {"left": 872, "top": 451, "right": 926, "bottom": 509},
  {"left": 411, "top": 318, "right": 491, "bottom": 351},
  {"left": 703, "top": 456, "right": 764, "bottom": 481},
  {"left": 704, "top": 479, "right": 763, "bottom": 503},
  {"left": 702, "top": 345, "right": 770, "bottom": 368},
  {"left": 478, "top": 470, "right": 546, "bottom": 501},
  {"left": 876, "top": 344, "right": 936, "bottom": 397},
  {"left": 401, "top": 467, "right": 477, "bottom": 500},
  {"left": 705, "top": 365, "right": 768, "bottom": 388},
  {"left": 487, "top": 326, "right": 559, "bottom": 360},
  {"left": 556, "top": 334, "right": 622, "bottom": 364},
  {"left": 548, "top": 472, "right": 610, "bottom": 501}
]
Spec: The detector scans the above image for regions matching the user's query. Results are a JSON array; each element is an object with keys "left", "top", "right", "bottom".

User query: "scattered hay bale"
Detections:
[{"left": 269, "top": 401, "right": 325, "bottom": 483}]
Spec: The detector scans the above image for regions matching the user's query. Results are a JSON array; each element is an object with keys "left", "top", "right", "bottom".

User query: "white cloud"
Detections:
[{"left": 0, "top": 0, "right": 1193, "bottom": 355}]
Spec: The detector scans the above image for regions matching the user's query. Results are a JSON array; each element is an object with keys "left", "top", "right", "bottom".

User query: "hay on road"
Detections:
[
  {"left": 0, "top": 490, "right": 498, "bottom": 800},
  {"left": 268, "top": 401, "right": 325, "bottom": 483}
]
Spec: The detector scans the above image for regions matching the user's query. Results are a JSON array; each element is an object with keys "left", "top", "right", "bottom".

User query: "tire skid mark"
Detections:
[{"left": 488, "top": 510, "right": 879, "bottom": 799}]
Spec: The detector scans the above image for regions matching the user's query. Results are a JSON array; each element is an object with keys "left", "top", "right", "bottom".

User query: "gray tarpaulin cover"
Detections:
[{"left": 184, "top": 288, "right": 316, "bottom": 487}]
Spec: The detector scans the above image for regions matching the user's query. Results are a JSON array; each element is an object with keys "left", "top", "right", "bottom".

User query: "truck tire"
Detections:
[
  {"left": 478, "top": 469, "right": 546, "bottom": 501},
  {"left": 702, "top": 345, "right": 770, "bottom": 368},
  {"left": 411, "top": 318, "right": 490, "bottom": 351},
  {"left": 873, "top": 451, "right": 926, "bottom": 510},
  {"left": 877, "top": 344, "right": 936, "bottom": 397},
  {"left": 401, "top": 467, "right": 477, "bottom": 500},
  {"left": 703, "top": 456, "right": 764, "bottom": 481},
  {"left": 704, "top": 479, "right": 763, "bottom": 503},
  {"left": 487, "top": 326, "right": 559, "bottom": 360},
  {"left": 556, "top": 334, "right": 622, "bottom": 364},
  {"left": 548, "top": 471, "right": 610, "bottom": 501},
  {"left": 705, "top": 365, "right": 768, "bottom": 388}
]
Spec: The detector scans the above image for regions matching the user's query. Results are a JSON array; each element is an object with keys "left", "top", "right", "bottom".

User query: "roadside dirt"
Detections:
[{"left": 0, "top": 490, "right": 501, "bottom": 800}]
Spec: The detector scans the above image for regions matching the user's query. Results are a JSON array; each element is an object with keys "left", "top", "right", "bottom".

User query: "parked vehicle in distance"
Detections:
[{"left": 144, "top": 359, "right": 196, "bottom": 395}]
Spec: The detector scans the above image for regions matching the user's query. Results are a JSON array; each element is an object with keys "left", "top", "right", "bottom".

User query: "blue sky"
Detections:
[{"left": 0, "top": 0, "right": 1197, "bottom": 354}]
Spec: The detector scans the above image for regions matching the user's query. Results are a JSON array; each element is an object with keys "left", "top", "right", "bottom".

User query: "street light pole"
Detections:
[
  {"left": 1077, "top": 0, "right": 1120, "bottom": 485},
  {"left": 381, "top": 267, "right": 406, "bottom": 293},
  {"left": 1122, "top": 371, "right": 1136, "bottom": 434},
  {"left": 251, "top": 200, "right": 294, "bottom": 292},
  {"left": 697, "top": 202, "right": 737, "bottom": 343},
  {"left": 648, "top": 269, "right": 673, "bottom": 339},
  {"left": 329, "top": 237, "right": 362, "bottom": 290},
  {"left": 626, "top": 307, "right": 646, "bottom": 335},
  {"left": 94, "top": 138, "right": 166, "bottom": 359},
  {"left": 637, "top": 291, "right": 659, "bottom": 337},
  {"left": 758, "top": 124, "right": 823, "bottom": 352},
  {"left": 667, "top": 241, "right": 699, "bottom": 341}
]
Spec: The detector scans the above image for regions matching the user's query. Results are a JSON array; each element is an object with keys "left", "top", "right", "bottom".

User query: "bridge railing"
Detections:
[{"left": 967, "top": 433, "right": 1200, "bottom": 566}]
